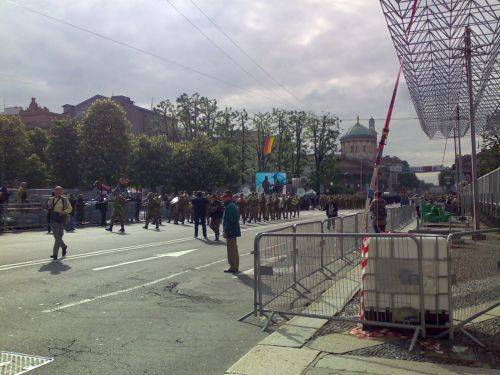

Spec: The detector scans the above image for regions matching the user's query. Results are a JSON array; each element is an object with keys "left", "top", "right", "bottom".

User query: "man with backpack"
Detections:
[{"left": 47, "top": 186, "right": 72, "bottom": 260}]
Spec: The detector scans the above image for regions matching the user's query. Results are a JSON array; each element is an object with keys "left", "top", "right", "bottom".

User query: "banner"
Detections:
[
  {"left": 262, "top": 136, "right": 275, "bottom": 156},
  {"left": 256, "top": 172, "right": 286, "bottom": 194},
  {"left": 410, "top": 165, "right": 443, "bottom": 173}
]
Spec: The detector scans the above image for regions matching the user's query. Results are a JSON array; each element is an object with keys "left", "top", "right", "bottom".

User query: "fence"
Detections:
[
  {"left": 244, "top": 223, "right": 499, "bottom": 348},
  {"left": 460, "top": 166, "right": 500, "bottom": 222},
  {"left": 246, "top": 232, "right": 427, "bottom": 349},
  {"left": 436, "top": 228, "right": 500, "bottom": 345},
  {"left": 0, "top": 201, "right": 146, "bottom": 231}
]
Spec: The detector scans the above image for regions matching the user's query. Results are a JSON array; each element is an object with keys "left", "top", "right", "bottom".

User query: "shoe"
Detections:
[
  {"left": 106, "top": 227, "right": 112, "bottom": 232},
  {"left": 223, "top": 269, "right": 238, "bottom": 273},
  {"left": 119, "top": 228, "right": 125, "bottom": 232},
  {"left": 62, "top": 246, "right": 68, "bottom": 257},
  {"left": 50, "top": 255, "right": 57, "bottom": 260},
  {"left": 203, "top": 236, "right": 208, "bottom": 240},
  {"left": 143, "top": 226, "right": 148, "bottom": 229}
]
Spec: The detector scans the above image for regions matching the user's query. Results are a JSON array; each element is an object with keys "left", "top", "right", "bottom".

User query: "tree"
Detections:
[
  {"left": 0, "top": 115, "right": 29, "bottom": 184},
  {"left": 252, "top": 112, "right": 272, "bottom": 171},
  {"left": 170, "top": 136, "right": 231, "bottom": 191},
  {"left": 81, "top": 99, "right": 131, "bottom": 185},
  {"left": 272, "top": 108, "right": 291, "bottom": 172},
  {"left": 478, "top": 125, "right": 500, "bottom": 175},
  {"left": 306, "top": 112, "right": 340, "bottom": 192},
  {"left": 289, "top": 111, "right": 308, "bottom": 177},
  {"left": 23, "top": 154, "right": 50, "bottom": 188},
  {"left": 47, "top": 118, "right": 82, "bottom": 188},
  {"left": 438, "top": 167, "right": 454, "bottom": 188},
  {"left": 27, "top": 127, "right": 49, "bottom": 165},
  {"left": 151, "top": 100, "right": 179, "bottom": 140},
  {"left": 129, "top": 135, "right": 173, "bottom": 190}
]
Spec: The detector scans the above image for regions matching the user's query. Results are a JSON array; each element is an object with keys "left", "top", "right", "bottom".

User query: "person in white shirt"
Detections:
[{"left": 47, "top": 186, "right": 72, "bottom": 260}]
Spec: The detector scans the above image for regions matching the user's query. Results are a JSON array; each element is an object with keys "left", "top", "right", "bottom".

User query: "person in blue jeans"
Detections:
[{"left": 191, "top": 191, "right": 209, "bottom": 239}]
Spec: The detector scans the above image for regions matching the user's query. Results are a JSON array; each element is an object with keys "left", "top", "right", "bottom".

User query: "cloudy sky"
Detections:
[{"left": 1, "top": 0, "right": 474, "bottom": 183}]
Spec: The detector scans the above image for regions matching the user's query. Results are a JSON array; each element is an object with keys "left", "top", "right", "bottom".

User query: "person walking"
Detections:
[
  {"left": 143, "top": 192, "right": 161, "bottom": 230},
  {"left": 191, "top": 191, "right": 209, "bottom": 239},
  {"left": 106, "top": 192, "right": 127, "bottom": 232},
  {"left": 370, "top": 191, "right": 387, "bottom": 233},
  {"left": 47, "top": 186, "right": 72, "bottom": 260},
  {"left": 208, "top": 194, "right": 224, "bottom": 241},
  {"left": 222, "top": 191, "right": 241, "bottom": 273}
]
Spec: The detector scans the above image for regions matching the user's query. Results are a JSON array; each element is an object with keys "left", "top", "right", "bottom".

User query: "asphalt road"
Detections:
[{"left": 0, "top": 209, "right": 356, "bottom": 374}]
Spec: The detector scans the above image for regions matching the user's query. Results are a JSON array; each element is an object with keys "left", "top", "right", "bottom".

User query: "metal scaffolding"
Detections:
[{"left": 379, "top": 0, "right": 499, "bottom": 139}]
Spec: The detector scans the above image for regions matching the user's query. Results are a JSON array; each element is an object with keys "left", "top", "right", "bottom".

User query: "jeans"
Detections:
[{"left": 194, "top": 216, "right": 207, "bottom": 238}]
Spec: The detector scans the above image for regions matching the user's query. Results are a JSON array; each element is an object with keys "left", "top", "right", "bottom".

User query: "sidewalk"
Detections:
[
  {"left": 226, "top": 313, "right": 499, "bottom": 375},
  {"left": 226, "top": 219, "right": 500, "bottom": 374}
]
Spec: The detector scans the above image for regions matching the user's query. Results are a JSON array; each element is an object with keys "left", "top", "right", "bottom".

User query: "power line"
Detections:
[
  {"left": 188, "top": 0, "right": 301, "bottom": 103},
  {"left": 4, "top": 0, "right": 292, "bottom": 108},
  {"left": 164, "top": 0, "right": 294, "bottom": 108}
]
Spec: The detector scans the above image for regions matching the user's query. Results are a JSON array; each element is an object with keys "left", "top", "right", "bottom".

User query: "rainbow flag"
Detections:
[{"left": 262, "top": 136, "right": 275, "bottom": 156}]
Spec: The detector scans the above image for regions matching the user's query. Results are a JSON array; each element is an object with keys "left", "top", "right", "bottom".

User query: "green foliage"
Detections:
[
  {"left": 170, "top": 136, "right": 231, "bottom": 191},
  {"left": 398, "top": 173, "right": 420, "bottom": 190},
  {"left": 478, "top": 126, "right": 500, "bottom": 175},
  {"left": 129, "top": 135, "right": 173, "bottom": 190},
  {"left": 23, "top": 154, "right": 50, "bottom": 188},
  {"left": 27, "top": 127, "right": 49, "bottom": 164},
  {"left": 438, "top": 167, "right": 454, "bottom": 188},
  {"left": 0, "top": 115, "right": 29, "bottom": 183},
  {"left": 81, "top": 99, "right": 131, "bottom": 184},
  {"left": 47, "top": 118, "right": 82, "bottom": 188}
]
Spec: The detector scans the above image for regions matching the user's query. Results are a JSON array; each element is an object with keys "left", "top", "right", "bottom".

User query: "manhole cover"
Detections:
[{"left": 0, "top": 352, "right": 53, "bottom": 374}]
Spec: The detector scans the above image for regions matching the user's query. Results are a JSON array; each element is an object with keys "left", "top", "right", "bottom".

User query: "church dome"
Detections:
[{"left": 340, "top": 118, "right": 377, "bottom": 141}]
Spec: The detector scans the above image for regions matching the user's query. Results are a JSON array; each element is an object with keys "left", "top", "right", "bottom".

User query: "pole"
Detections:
[
  {"left": 360, "top": 159, "right": 363, "bottom": 192},
  {"left": 457, "top": 107, "right": 463, "bottom": 181},
  {"left": 465, "top": 26, "right": 480, "bottom": 230},
  {"left": 453, "top": 123, "right": 459, "bottom": 189},
  {"left": 241, "top": 115, "right": 246, "bottom": 185}
]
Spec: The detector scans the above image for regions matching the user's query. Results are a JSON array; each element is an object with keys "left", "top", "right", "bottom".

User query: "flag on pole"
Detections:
[{"left": 262, "top": 136, "right": 275, "bottom": 156}]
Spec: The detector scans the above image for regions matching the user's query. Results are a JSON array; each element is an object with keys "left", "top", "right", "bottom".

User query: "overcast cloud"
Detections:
[{"left": 0, "top": 0, "right": 474, "bottom": 183}]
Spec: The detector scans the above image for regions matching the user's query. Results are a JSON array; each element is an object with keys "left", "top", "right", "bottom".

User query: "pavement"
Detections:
[
  {"left": 0, "top": 209, "right": 347, "bottom": 374},
  {"left": 225, "top": 218, "right": 500, "bottom": 375}
]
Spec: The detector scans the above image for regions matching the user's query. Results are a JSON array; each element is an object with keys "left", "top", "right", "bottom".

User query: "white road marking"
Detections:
[
  {"left": 42, "top": 270, "right": 190, "bottom": 313},
  {"left": 0, "top": 215, "right": 325, "bottom": 272},
  {"left": 92, "top": 249, "right": 198, "bottom": 271},
  {"left": 43, "top": 252, "right": 255, "bottom": 312},
  {"left": 0, "top": 237, "right": 193, "bottom": 272}
]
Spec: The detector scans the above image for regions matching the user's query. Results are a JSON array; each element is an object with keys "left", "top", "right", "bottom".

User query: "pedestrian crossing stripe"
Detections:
[{"left": 0, "top": 352, "right": 53, "bottom": 374}]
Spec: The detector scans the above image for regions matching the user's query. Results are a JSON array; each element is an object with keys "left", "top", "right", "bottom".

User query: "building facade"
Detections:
[
  {"left": 63, "top": 95, "right": 154, "bottom": 134},
  {"left": 4, "top": 98, "right": 62, "bottom": 130}
]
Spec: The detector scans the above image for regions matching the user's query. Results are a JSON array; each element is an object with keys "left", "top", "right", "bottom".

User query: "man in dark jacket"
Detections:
[
  {"left": 370, "top": 191, "right": 387, "bottom": 233},
  {"left": 222, "top": 191, "right": 241, "bottom": 273},
  {"left": 208, "top": 194, "right": 224, "bottom": 241},
  {"left": 191, "top": 191, "right": 209, "bottom": 239}
]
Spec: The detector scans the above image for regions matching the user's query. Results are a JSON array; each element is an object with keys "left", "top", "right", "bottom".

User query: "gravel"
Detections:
[{"left": 310, "top": 292, "right": 500, "bottom": 369}]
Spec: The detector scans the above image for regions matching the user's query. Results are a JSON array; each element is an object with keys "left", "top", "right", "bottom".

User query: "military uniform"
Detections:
[
  {"left": 259, "top": 194, "right": 268, "bottom": 221},
  {"left": 248, "top": 193, "right": 259, "bottom": 223},
  {"left": 237, "top": 195, "right": 248, "bottom": 223},
  {"left": 144, "top": 192, "right": 161, "bottom": 230},
  {"left": 291, "top": 195, "right": 300, "bottom": 218},
  {"left": 107, "top": 194, "right": 127, "bottom": 232}
]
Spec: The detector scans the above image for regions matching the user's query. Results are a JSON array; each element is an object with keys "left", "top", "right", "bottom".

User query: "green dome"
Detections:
[{"left": 341, "top": 120, "right": 376, "bottom": 141}]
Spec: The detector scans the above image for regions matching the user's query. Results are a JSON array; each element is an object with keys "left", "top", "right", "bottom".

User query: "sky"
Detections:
[{"left": 0, "top": 0, "right": 475, "bottom": 183}]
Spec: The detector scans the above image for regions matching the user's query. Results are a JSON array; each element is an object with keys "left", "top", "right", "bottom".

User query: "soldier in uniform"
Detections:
[
  {"left": 106, "top": 191, "right": 127, "bottom": 232},
  {"left": 179, "top": 192, "right": 189, "bottom": 224},
  {"left": 143, "top": 192, "right": 161, "bottom": 230},
  {"left": 237, "top": 194, "right": 247, "bottom": 223},
  {"left": 248, "top": 192, "right": 259, "bottom": 223},
  {"left": 291, "top": 194, "right": 300, "bottom": 218},
  {"left": 259, "top": 193, "right": 268, "bottom": 221},
  {"left": 208, "top": 194, "right": 224, "bottom": 241}
]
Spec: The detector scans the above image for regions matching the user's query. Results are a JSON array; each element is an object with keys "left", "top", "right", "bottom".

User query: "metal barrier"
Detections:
[
  {"left": 460, "top": 166, "right": 500, "bottom": 222},
  {"left": 0, "top": 203, "right": 46, "bottom": 231},
  {"left": 246, "top": 232, "right": 427, "bottom": 350},
  {"left": 436, "top": 228, "right": 500, "bottom": 345}
]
